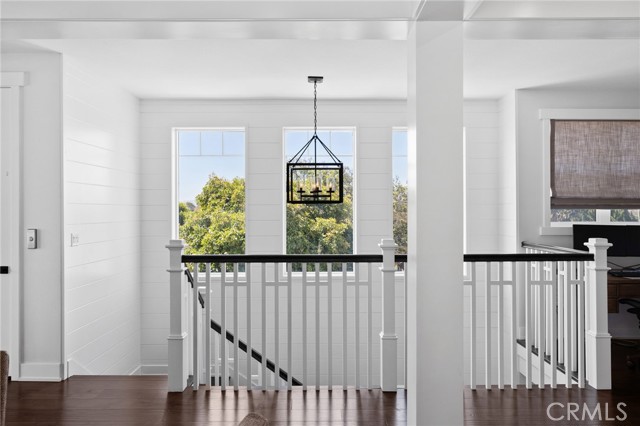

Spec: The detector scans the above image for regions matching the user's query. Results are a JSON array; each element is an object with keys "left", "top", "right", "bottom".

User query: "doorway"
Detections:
[{"left": 1, "top": 73, "right": 25, "bottom": 379}]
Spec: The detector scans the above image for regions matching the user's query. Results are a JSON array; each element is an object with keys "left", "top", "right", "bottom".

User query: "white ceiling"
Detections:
[{"left": 1, "top": 0, "right": 639, "bottom": 100}]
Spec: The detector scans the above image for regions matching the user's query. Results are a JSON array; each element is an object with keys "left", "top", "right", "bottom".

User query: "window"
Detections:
[
  {"left": 392, "top": 129, "right": 408, "bottom": 254},
  {"left": 176, "top": 128, "right": 246, "bottom": 255},
  {"left": 284, "top": 129, "right": 354, "bottom": 257},
  {"left": 543, "top": 113, "right": 640, "bottom": 227}
]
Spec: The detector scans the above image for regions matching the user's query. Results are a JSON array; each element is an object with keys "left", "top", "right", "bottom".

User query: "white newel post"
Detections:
[
  {"left": 379, "top": 238, "right": 398, "bottom": 392},
  {"left": 584, "top": 237, "right": 612, "bottom": 389},
  {"left": 167, "top": 239, "right": 189, "bottom": 392}
]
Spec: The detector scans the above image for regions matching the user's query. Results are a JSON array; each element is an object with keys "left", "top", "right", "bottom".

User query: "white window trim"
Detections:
[
  {"left": 539, "top": 109, "right": 640, "bottom": 236},
  {"left": 172, "top": 126, "right": 247, "bottom": 241}
]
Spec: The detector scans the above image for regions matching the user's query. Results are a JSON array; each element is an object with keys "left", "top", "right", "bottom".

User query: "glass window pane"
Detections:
[
  {"left": 177, "top": 129, "right": 246, "bottom": 256},
  {"left": 179, "top": 131, "right": 200, "bottom": 155},
  {"left": 223, "top": 131, "right": 245, "bottom": 156},
  {"left": 550, "top": 209, "right": 596, "bottom": 222},
  {"left": 393, "top": 131, "right": 408, "bottom": 156},
  {"left": 285, "top": 128, "right": 354, "bottom": 257},
  {"left": 329, "top": 131, "right": 353, "bottom": 156},
  {"left": 611, "top": 209, "right": 640, "bottom": 222},
  {"left": 201, "top": 131, "right": 222, "bottom": 155}
]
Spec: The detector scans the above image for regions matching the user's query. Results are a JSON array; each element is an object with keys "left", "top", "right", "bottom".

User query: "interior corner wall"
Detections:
[
  {"left": 516, "top": 88, "right": 640, "bottom": 248},
  {"left": 138, "top": 99, "right": 404, "bottom": 373},
  {"left": 62, "top": 57, "right": 141, "bottom": 376},
  {"left": 464, "top": 99, "right": 500, "bottom": 253},
  {"left": 1, "top": 53, "right": 64, "bottom": 380},
  {"left": 498, "top": 91, "right": 517, "bottom": 253}
]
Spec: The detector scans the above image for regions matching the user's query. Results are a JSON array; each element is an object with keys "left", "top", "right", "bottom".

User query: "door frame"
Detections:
[{"left": 1, "top": 72, "right": 26, "bottom": 379}]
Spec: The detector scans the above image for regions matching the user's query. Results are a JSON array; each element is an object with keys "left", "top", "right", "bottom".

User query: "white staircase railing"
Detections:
[
  {"left": 463, "top": 238, "right": 611, "bottom": 390},
  {"left": 167, "top": 239, "right": 405, "bottom": 392}
]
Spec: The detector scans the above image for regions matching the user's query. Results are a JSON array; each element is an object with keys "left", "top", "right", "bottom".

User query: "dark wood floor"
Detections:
[
  {"left": 464, "top": 339, "right": 640, "bottom": 425},
  {"left": 5, "top": 341, "right": 640, "bottom": 425}
]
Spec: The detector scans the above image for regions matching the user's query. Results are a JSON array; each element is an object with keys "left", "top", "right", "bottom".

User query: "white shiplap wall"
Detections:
[
  {"left": 139, "top": 99, "right": 405, "bottom": 375},
  {"left": 63, "top": 58, "right": 142, "bottom": 376},
  {"left": 463, "top": 100, "right": 514, "bottom": 386},
  {"left": 464, "top": 100, "right": 500, "bottom": 253}
]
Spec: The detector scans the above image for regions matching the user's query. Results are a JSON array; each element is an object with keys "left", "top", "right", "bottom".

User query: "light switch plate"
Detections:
[{"left": 27, "top": 229, "right": 37, "bottom": 249}]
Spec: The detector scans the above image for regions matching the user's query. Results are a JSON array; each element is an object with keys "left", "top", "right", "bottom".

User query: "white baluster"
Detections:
[
  {"left": 205, "top": 263, "right": 211, "bottom": 390},
  {"left": 221, "top": 263, "right": 227, "bottom": 390},
  {"left": 550, "top": 262, "right": 558, "bottom": 389},
  {"left": 302, "top": 263, "right": 308, "bottom": 391},
  {"left": 315, "top": 263, "right": 320, "bottom": 390},
  {"left": 246, "top": 263, "right": 252, "bottom": 390},
  {"left": 355, "top": 262, "right": 361, "bottom": 389},
  {"left": 274, "top": 264, "right": 280, "bottom": 389},
  {"left": 485, "top": 263, "right": 491, "bottom": 389},
  {"left": 233, "top": 263, "right": 239, "bottom": 390},
  {"left": 367, "top": 262, "right": 373, "bottom": 390},
  {"left": 193, "top": 264, "right": 200, "bottom": 390},
  {"left": 510, "top": 262, "right": 517, "bottom": 389},
  {"left": 261, "top": 263, "right": 267, "bottom": 389},
  {"left": 327, "top": 263, "right": 333, "bottom": 391},
  {"left": 469, "top": 263, "right": 476, "bottom": 390},
  {"left": 525, "top": 261, "right": 532, "bottom": 389},
  {"left": 497, "top": 263, "right": 504, "bottom": 390},
  {"left": 342, "top": 263, "right": 347, "bottom": 390}
]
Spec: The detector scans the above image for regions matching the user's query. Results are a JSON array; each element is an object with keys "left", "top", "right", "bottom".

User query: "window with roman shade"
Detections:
[{"left": 550, "top": 120, "right": 640, "bottom": 209}]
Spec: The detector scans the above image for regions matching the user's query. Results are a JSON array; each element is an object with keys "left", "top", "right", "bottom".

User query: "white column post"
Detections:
[
  {"left": 379, "top": 238, "right": 398, "bottom": 392},
  {"left": 584, "top": 237, "right": 612, "bottom": 389},
  {"left": 167, "top": 239, "right": 189, "bottom": 392},
  {"left": 407, "top": 19, "right": 464, "bottom": 426}
]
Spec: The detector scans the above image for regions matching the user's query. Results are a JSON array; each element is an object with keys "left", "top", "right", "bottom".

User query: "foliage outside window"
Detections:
[
  {"left": 392, "top": 130, "right": 408, "bottom": 255},
  {"left": 285, "top": 129, "right": 354, "bottom": 270},
  {"left": 177, "top": 129, "right": 246, "bottom": 260}
]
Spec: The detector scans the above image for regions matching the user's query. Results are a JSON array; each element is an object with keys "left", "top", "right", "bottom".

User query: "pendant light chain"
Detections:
[{"left": 313, "top": 80, "right": 318, "bottom": 135}]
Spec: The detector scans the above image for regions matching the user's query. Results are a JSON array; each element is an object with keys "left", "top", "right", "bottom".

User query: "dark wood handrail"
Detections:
[
  {"left": 464, "top": 252, "right": 593, "bottom": 262},
  {"left": 521, "top": 241, "right": 589, "bottom": 254},
  {"left": 183, "top": 253, "right": 408, "bottom": 264}
]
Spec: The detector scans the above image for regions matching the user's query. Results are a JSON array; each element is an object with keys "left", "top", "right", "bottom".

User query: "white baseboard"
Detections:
[
  {"left": 141, "top": 364, "right": 168, "bottom": 375},
  {"left": 19, "top": 362, "right": 64, "bottom": 382}
]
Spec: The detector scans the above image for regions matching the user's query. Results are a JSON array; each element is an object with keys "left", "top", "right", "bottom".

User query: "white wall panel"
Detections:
[
  {"left": 140, "top": 99, "right": 405, "bottom": 373},
  {"left": 63, "top": 57, "right": 141, "bottom": 376}
]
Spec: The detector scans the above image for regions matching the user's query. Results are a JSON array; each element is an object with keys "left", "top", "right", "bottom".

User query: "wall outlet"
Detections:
[{"left": 70, "top": 233, "right": 80, "bottom": 247}]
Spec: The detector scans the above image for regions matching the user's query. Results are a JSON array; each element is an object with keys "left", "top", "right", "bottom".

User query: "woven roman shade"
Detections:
[{"left": 550, "top": 120, "right": 640, "bottom": 208}]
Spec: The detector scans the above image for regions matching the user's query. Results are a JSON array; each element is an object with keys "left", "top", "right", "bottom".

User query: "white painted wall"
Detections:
[
  {"left": 464, "top": 100, "right": 500, "bottom": 253},
  {"left": 63, "top": 57, "right": 141, "bottom": 376},
  {"left": 139, "top": 99, "right": 405, "bottom": 376},
  {"left": 1, "top": 53, "right": 64, "bottom": 380},
  {"left": 498, "top": 91, "right": 518, "bottom": 253}
]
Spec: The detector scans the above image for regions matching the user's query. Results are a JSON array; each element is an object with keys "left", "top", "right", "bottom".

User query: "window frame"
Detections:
[
  {"left": 172, "top": 126, "right": 247, "bottom": 243},
  {"left": 540, "top": 109, "right": 640, "bottom": 235}
]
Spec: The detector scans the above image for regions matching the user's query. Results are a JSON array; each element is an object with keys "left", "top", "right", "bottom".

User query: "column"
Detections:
[{"left": 407, "top": 20, "right": 464, "bottom": 425}]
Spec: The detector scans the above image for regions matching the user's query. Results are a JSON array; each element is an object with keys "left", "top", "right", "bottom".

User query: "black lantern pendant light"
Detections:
[{"left": 286, "top": 76, "right": 344, "bottom": 204}]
